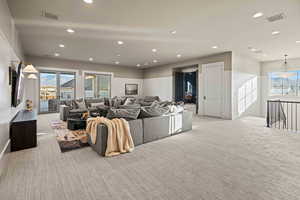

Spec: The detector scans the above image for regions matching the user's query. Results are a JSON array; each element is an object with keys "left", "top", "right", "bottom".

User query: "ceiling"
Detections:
[{"left": 7, "top": 0, "right": 300, "bottom": 68}]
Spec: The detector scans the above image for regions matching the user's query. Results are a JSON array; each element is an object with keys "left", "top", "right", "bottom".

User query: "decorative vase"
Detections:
[{"left": 26, "top": 100, "right": 33, "bottom": 111}]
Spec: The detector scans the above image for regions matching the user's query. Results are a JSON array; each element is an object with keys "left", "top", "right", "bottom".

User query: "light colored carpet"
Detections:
[{"left": 1, "top": 115, "right": 300, "bottom": 200}]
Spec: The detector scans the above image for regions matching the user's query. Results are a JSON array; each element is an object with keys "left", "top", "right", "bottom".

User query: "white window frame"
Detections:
[{"left": 82, "top": 71, "right": 113, "bottom": 99}]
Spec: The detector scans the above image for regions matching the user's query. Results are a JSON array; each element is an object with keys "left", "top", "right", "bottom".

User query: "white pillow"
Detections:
[
  {"left": 90, "top": 102, "right": 105, "bottom": 107},
  {"left": 168, "top": 105, "right": 184, "bottom": 113}
]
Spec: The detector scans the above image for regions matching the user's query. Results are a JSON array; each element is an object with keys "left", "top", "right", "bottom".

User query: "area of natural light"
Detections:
[{"left": 238, "top": 77, "right": 258, "bottom": 115}]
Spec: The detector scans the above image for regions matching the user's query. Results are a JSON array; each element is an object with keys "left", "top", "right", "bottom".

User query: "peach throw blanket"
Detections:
[{"left": 86, "top": 117, "right": 134, "bottom": 157}]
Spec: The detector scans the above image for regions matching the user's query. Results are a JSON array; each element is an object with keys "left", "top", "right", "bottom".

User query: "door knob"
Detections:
[{"left": 203, "top": 96, "right": 206, "bottom": 100}]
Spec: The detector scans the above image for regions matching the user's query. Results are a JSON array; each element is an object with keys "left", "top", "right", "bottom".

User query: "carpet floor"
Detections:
[{"left": 1, "top": 115, "right": 300, "bottom": 200}]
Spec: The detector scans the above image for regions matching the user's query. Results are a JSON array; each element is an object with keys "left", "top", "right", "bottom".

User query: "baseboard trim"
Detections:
[{"left": 0, "top": 139, "right": 10, "bottom": 162}]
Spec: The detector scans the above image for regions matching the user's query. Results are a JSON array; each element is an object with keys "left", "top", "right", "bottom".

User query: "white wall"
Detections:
[
  {"left": 112, "top": 77, "right": 144, "bottom": 97},
  {"left": 231, "top": 53, "right": 261, "bottom": 119},
  {"left": 143, "top": 76, "right": 173, "bottom": 101},
  {"left": 260, "top": 57, "right": 300, "bottom": 117},
  {"left": 0, "top": 0, "right": 23, "bottom": 175}
]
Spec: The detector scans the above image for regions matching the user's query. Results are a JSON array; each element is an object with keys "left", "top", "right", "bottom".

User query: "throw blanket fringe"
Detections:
[{"left": 86, "top": 117, "right": 134, "bottom": 157}]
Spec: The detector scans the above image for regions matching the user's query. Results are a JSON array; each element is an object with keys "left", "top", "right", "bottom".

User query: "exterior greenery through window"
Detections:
[
  {"left": 269, "top": 71, "right": 300, "bottom": 96},
  {"left": 84, "top": 73, "right": 111, "bottom": 98}
]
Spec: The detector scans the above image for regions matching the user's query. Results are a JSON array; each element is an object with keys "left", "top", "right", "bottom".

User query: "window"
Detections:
[
  {"left": 269, "top": 71, "right": 299, "bottom": 96},
  {"left": 84, "top": 73, "right": 111, "bottom": 98}
]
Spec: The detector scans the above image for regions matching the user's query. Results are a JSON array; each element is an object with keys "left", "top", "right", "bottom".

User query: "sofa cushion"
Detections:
[
  {"left": 139, "top": 106, "right": 169, "bottom": 118},
  {"left": 104, "top": 97, "right": 113, "bottom": 107},
  {"left": 138, "top": 101, "right": 153, "bottom": 106},
  {"left": 118, "top": 104, "right": 141, "bottom": 109},
  {"left": 75, "top": 100, "right": 87, "bottom": 110},
  {"left": 112, "top": 97, "right": 123, "bottom": 108},
  {"left": 168, "top": 105, "right": 184, "bottom": 114},
  {"left": 85, "top": 98, "right": 105, "bottom": 108},
  {"left": 90, "top": 102, "right": 105, "bottom": 107},
  {"left": 69, "top": 109, "right": 88, "bottom": 114},
  {"left": 158, "top": 101, "right": 174, "bottom": 107},
  {"left": 123, "top": 97, "right": 136, "bottom": 105},
  {"left": 144, "top": 96, "right": 160, "bottom": 102},
  {"left": 107, "top": 108, "right": 141, "bottom": 120},
  {"left": 60, "top": 100, "right": 75, "bottom": 109}
]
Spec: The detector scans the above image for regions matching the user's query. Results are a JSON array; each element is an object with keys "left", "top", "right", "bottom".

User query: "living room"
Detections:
[{"left": 1, "top": 0, "right": 300, "bottom": 199}]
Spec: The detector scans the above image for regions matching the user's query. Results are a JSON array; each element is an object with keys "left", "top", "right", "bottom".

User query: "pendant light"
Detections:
[{"left": 23, "top": 64, "right": 38, "bottom": 73}]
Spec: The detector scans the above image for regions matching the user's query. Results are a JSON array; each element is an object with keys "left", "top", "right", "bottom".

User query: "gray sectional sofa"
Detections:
[
  {"left": 59, "top": 96, "right": 193, "bottom": 156},
  {"left": 88, "top": 111, "right": 193, "bottom": 156}
]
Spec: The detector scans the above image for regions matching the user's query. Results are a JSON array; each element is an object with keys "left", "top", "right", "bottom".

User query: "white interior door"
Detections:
[{"left": 203, "top": 62, "right": 224, "bottom": 117}]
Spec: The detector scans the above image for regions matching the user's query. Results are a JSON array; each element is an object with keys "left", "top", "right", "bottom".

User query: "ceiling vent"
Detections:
[
  {"left": 267, "top": 13, "right": 286, "bottom": 23},
  {"left": 41, "top": 10, "right": 59, "bottom": 20}
]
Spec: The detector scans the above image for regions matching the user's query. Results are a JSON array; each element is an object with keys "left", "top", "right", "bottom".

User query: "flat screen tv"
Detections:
[{"left": 11, "top": 62, "right": 24, "bottom": 107}]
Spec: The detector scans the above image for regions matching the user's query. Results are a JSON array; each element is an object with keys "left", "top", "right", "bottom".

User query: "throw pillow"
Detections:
[
  {"left": 139, "top": 101, "right": 153, "bottom": 106},
  {"left": 158, "top": 101, "right": 174, "bottom": 107},
  {"left": 150, "top": 100, "right": 160, "bottom": 107},
  {"left": 90, "top": 102, "right": 105, "bottom": 107},
  {"left": 106, "top": 108, "right": 141, "bottom": 120},
  {"left": 75, "top": 100, "right": 87, "bottom": 110},
  {"left": 144, "top": 96, "right": 160, "bottom": 102},
  {"left": 112, "top": 98, "right": 123, "bottom": 108},
  {"left": 118, "top": 104, "right": 141, "bottom": 109},
  {"left": 139, "top": 106, "right": 169, "bottom": 118},
  {"left": 124, "top": 97, "right": 136, "bottom": 105},
  {"left": 168, "top": 105, "right": 184, "bottom": 113}
]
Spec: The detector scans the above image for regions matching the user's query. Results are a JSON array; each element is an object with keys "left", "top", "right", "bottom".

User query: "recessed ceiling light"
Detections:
[
  {"left": 115, "top": 61, "right": 120, "bottom": 65},
  {"left": 83, "top": 0, "right": 93, "bottom": 4},
  {"left": 152, "top": 49, "right": 157, "bottom": 52},
  {"left": 176, "top": 54, "right": 182, "bottom": 58},
  {"left": 54, "top": 53, "right": 60, "bottom": 57},
  {"left": 212, "top": 46, "right": 218, "bottom": 49},
  {"left": 117, "top": 54, "right": 121, "bottom": 57},
  {"left": 263, "top": 54, "right": 267, "bottom": 57},
  {"left": 296, "top": 41, "right": 300, "bottom": 43},
  {"left": 153, "top": 60, "right": 158, "bottom": 63},
  {"left": 272, "top": 31, "right": 280, "bottom": 35},
  {"left": 251, "top": 48, "right": 257, "bottom": 52},
  {"left": 89, "top": 57, "right": 93, "bottom": 61},
  {"left": 66, "top": 28, "right": 75, "bottom": 33},
  {"left": 171, "top": 30, "right": 177, "bottom": 34},
  {"left": 136, "top": 64, "right": 141, "bottom": 67},
  {"left": 253, "top": 12, "right": 264, "bottom": 18},
  {"left": 117, "top": 41, "right": 124, "bottom": 45},
  {"left": 59, "top": 44, "right": 65, "bottom": 48}
]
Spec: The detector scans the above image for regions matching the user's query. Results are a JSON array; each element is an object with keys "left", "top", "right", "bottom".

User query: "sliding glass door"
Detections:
[{"left": 39, "top": 71, "right": 75, "bottom": 113}]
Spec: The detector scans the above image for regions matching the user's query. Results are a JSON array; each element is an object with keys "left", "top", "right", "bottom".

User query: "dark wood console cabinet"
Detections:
[{"left": 10, "top": 110, "right": 37, "bottom": 152}]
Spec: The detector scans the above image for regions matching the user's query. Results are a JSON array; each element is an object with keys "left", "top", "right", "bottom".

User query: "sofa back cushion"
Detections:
[
  {"left": 118, "top": 104, "right": 141, "bottom": 109},
  {"left": 107, "top": 108, "right": 141, "bottom": 120},
  {"left": 85, "top": 98, "right": 105, "bottom": 108},
  {"left": 123, "top": 97, "right": 136, "bottom": 105},
  {"left": 75, "top": 99, "right": 87, "bottom": 110},
  {"left": 144, "top": 96, "right": 160, "bottom": 102},
  {"left": 90, "top": 102, "right": 105, "bottom": 107},
  {"left": 139, "top": 106, "right": 169, "bottom": 118},
  {"left": 60, "top": 100, "right": 75, "bottom": 109}
]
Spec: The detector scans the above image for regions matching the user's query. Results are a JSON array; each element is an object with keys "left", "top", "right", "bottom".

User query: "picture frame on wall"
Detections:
[{"left": 125, "top": 84, "right": 138, "bottom": 95}]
